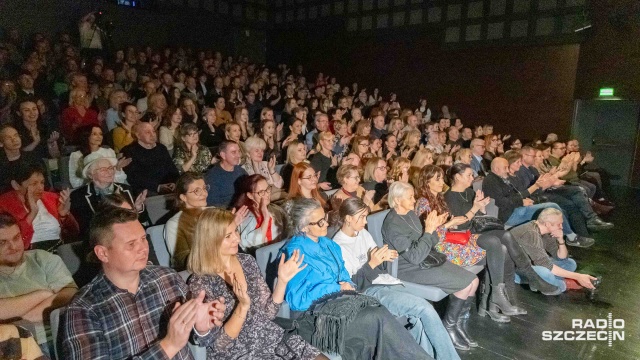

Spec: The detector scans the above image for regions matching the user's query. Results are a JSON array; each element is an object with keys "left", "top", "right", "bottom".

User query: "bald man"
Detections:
[
  {"left": 120, "top": 122, "right": 179, "bottom": 195},
  {"left": 481, "top": 157, "right": 593, "bottom": 247}
]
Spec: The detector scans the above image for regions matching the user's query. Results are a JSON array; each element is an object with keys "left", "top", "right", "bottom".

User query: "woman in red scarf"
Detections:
[{"left": 233, "top": 174, "right": 286, "bottom": 253}]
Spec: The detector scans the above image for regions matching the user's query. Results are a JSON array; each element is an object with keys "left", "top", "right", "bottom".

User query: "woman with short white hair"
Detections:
[
  {"left": 382, "top": 181, "right": 480, "bottom": 351},
  {"left": 242, "top": 136, "right": 284, "bottom": 199}
]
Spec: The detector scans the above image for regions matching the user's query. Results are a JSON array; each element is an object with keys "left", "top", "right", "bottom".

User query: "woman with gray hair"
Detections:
[
  {"left": 382, "top": 181, "right": 480, "bottom": 351},
  {"left": 242, "top": 136, "right": 284, "bottom": 199},
  {"left": 70, "top": 151, "right": 147, "bottom": 244},
  {"left": 281, "top": 197, "right": 433, "bottom": 360}
]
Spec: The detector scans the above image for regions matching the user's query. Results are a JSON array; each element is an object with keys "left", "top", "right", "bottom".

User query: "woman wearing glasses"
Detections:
[
  {"left": 233, "top": 174, "right": 286, "bottom": 253},
  {"left": 112, "top": 102, "right": 138, "bottom": 153},
  {"left": 69, "top": 125, "right": 129, "bottom": 189},
  {"left": 362, "top": 157, "right": 389, "bottom": 206},
  {"left": 172, "top": 122, "right": 215, "bottom": 174},
  {"left": 242, "top": 137, "right": 284, "bottom": 200},
  {"left": 70, "top": 152, "right": 146, "bottom": 244},
  {"left": 287, "top": 163, "right": 328, "bottom": 210},
  {"left": 281, "top": 198, "right": 433, "bottom": 359},
  {"left": 351, "top": 135, "right": 371, "bottom": 160},
  {"left": 330, "top": 165, "right": 380, "bottom": 212},
  {"left": 165, "top": 172, "right": 248, "bottom": 270}
]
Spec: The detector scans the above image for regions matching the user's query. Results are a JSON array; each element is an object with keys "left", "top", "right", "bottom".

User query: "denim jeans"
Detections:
[
  {"left": 505, "top": 202, "right": 574, "bottom": 235},
  {"left": 364, "top": 285, "right": 460, "bottom": 360},
  {"left": 514, "top": 257, "right": 577, "bottom": 292}
]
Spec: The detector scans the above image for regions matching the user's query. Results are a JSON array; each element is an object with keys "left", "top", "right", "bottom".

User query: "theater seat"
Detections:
[
  {"left": 50, "top": 308, "right": 62, "bottom": 359},
  {"left": 255, "top": 241, "right": 291, "bottom": 319},
  {"left": 147, "top": 225, "right": 170, "bottom": 267},
  {"left": 144, "top": 194, "right": 176, "bottom": 225}
]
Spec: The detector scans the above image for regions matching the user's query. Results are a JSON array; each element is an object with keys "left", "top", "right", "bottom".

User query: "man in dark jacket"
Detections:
[{"left": 481, "top": 157, "right": 593, "bottom": 248}]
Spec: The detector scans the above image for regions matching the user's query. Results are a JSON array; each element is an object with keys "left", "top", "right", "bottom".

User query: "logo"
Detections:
[{"left": 541, "top": 313, "right": 624, "bottom": 347}]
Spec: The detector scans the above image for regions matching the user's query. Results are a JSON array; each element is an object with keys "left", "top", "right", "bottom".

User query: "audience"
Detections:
[
  {"left": 61, "top": 207, "right": 226, "bottom": 359},
  {"left": 0, "top": 29, "right": 614, "bottom": 358},
  {"left": 172, "top": 122, "right": 214, "bottom": 174},
  {"left": 382, "top": 182, "right": 480, "bottom": 351},
  {"left": 0, "top": 125, "right": 40, "bottom": 194},
  {"left": 510, "top": 208, "right": 597, "bottom": 293},
  {"left": 121, "top": 121, "right": 179, "bottom": 195},
  {"left": 186, "top": 207, "right": 324, "bottom": 359},
  {"left": 0, "top": 163, "right": 78, "bottom": 251},
  {"left": 68, "top": 125, "right": 128, "bottom": 188},
  {"left": 333, "top": 198, "right": 460, "bottom": 359},
  {"left": 233, "top": 174, "right": 286, "bottom": 252},
  {"left": 205, "top": 140, "right": 247, "bottom": 208},
  {"left": 281, "top": 198, "right": 433, "bottom": 359},
  {"left": 70, "top": 151, "right": 146, "bottom": 243},
  {"left": 0, "top": 213, "right": 77, "bottom": 356}
]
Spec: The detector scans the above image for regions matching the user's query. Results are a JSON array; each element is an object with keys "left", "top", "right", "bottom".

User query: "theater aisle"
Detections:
[{"left": 460, "top": 186, "right": 640, "bottom": 360}]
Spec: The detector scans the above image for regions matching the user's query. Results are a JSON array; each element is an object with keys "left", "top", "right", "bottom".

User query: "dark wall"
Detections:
[
  {"left": 268, "top": 28, "right": 579, "bottom": 139},
  {"left": 0, "top": 0, "right": 266, "bottom": 62},
  {"left": 574, "top": 0, "right": 640, "bottom": 101}
]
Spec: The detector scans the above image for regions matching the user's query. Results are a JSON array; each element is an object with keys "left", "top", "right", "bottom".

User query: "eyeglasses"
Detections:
[
  {"left": 301, "top": 172, "right": 320, "bottom": 181},
  {"left": 348, "top": 175, "right": 361, "bottom": 180},
  {"left": 359, "top": 142, "right": 369, "bottom": 147},
  {"left": 185, "top": 132, "right": 199, "bottom": 137},
  {"left": 96, "top": 166, "right": 116, "bottom": 173},
  {"left": 376, "top": 166, "right": 387, "bottom": 171},
  {"left": 188, "top": 184, "right": 210, "bottom": 196},
  {"left": 308, "top": 215, "right": 328, "bottom": 228},
  {"left": 253, "top": 185, "right": 272, "bottom": 197}
]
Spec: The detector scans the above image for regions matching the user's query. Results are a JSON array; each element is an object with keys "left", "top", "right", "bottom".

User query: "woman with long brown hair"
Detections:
[{"left": 287, "top": 162, "right": 328, "bottom": 210}]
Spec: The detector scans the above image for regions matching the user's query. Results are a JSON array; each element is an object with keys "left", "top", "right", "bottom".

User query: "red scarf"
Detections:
[{"left": 255, "top": 216, "right": 273, "bottom": 243}]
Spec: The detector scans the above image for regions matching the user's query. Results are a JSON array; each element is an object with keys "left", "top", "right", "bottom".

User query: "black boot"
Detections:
[
  {"left": 501, "top": 232, "right": 562, "bottom": 296},
  {"left": 478, "top": 277, "right": 510, "bottom": 323},
  {"left": 505, "top": 282, "right": 528, "bottom": 315},
  {"left": 443, "top": 295, "right": 470, "bottom": 350},
  {"left": 491, "top": 284, "right": 527, "bottom": 316},
  {"left": 456, "top": 296, "right": 478, "bottom": 347}
]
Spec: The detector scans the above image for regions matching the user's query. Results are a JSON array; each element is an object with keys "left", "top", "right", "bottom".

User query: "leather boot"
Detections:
[
  {"left": 491, "top": 284, "right": 527, "bottom": 316},
  {"left": 505, "top": 282, "right": 528, "bottom": 315},
  {"left": 478, "top": 276, "right": 510, "bottom": 323},
  {"left": 456, "top": 296, "right": 478, "bottom": 347},
  {"left": 443, "top": 295, "right": 470, "bottom": 350},
  {"left": 590, "top": 199, "right": 613, "bottom": 216}
]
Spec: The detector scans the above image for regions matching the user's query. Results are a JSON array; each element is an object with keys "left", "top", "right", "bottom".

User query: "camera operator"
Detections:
[{"left": 78, "top": 11, "right": 105, "bottom": 60}]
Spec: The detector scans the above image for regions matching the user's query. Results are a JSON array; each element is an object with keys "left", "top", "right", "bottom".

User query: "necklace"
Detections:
[
  {"left": 398, "top": 211, "right": 422, "bottom": 234},
  {"left": 457, "top": 190, "right": 469, "bottom": 202}
]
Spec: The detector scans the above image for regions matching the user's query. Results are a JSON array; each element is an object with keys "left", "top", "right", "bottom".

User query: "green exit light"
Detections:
[{"left": 599, "top": 88, "right": 614, "bottom": 96}]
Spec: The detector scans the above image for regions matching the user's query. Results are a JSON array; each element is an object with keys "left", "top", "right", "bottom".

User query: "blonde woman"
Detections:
[
  {"left": 411, "top": 148, "right": 434, "bottom": 169},
  {"left": 387, "top": 117, "right": 403, "bottom": 139},
  {"left": 388, "top": 156, "right": 411, "bottom": 183},
  {"left": 401, "top": 129, "right": 422, "bottom": 159},
  {"left": 234, "top": 107, "right": 253, "bottom": 140},
  {"left": 280, "top": 139, "right": 308, "bottom": 191},
  {"left": 242, "top": 137, "right": 284, "bottom": 199},
  {"left": 455, "top": 148, "right": 473, "bottom": 165},
  {"left": 186, "top": 208, "right": 324, "bottom": 360}
]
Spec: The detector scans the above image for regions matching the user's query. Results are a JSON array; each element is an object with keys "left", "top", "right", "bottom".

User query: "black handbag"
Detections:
[
  {"left": 418, "top": 247, "right": 448, "bottom": 269},
  {"left": 470, "top": 216, "right": 505, "bottom": 233}
]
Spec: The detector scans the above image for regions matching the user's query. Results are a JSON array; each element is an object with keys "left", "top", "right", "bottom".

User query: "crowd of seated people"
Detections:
[{"left": 0, "top": 27, "right": 616, "bottom": 359}]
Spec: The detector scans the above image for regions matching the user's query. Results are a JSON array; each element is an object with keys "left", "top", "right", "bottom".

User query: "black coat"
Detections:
[{"left": 481, "top": 172, "right": 524, "bottom": 223}]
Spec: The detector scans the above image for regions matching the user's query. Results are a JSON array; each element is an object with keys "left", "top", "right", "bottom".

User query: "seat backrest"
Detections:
[
  {"left": 59, "top": 156, "right": 72, "bottom": 190},
  {"left": 472, "top": 177, "right": 484, "bottom": 191},
  {"left": 145, "top": 194, "right": 176, "bottom": 225},
  {"left": 50, "top": 308, "right": 62, "bottom": 358},
  {"left": 255, "top": 241, "right": 287, "bottom": 291},
  {"left": 324, "top": 188, "right": 339, "bottom": 197},
  {"left": 56, "top": 241, "right": 84, "bottom": 275},
  {"left": 366, "top": 209, "right": 390, "bottom": 247},
  {"left": 275, "top": 163, "right": 285, "bottom": 175},
  {"left": 146, "top": 225, "right": 170, "bottom": 267},
  {"left": 485, "top": 198, "right": 499, "bottom": 218},
  {"left": 178, "top": 270, "right": 191, "bottom": 282}
]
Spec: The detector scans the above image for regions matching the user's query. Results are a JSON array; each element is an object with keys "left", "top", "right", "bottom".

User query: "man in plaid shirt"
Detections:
[{"left": 61, "top": 207, "right": 225, "bottom": 359}]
